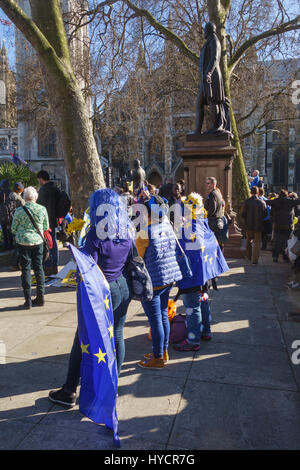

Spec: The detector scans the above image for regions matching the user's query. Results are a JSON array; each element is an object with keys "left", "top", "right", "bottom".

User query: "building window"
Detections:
[
  {"left": 38, "top": 130, "right": 57, "bottom": 157},
  {"left": 0, "top": 137, "right": 7, "bottom": 150}
]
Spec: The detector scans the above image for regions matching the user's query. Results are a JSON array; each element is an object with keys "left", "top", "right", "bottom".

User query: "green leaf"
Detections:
[{"left": 0, "top": 163, "right": 38, "bottom": 189}]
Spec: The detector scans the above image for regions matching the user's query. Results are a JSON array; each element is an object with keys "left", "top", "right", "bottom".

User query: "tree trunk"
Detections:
[
  {"left": 44, "top": 73, "right": 105, "bottom": 217},
  {"left": 29, "top": 0, "right": 105, "bottom": 217},
  {"left": 0, "top": 0, "right": 105, "bottom": 216}
]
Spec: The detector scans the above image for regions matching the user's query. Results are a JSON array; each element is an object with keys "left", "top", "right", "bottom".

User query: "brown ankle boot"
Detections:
[
  {"left": 138, "top": 357, "right": 165, "bottom": 369},
  {"left": 144, "top": 350, "right": 169, "bottom": 362}
]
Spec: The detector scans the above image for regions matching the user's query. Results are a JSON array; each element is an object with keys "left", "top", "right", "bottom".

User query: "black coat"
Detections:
[
  {"left": 37, "top": 181, "right": 61, "bottom": 229},
  {"left": 242, "top": 196, "right": 267, "bottom": 232},
  {"left": 267, "top": 196, "right": 300, "bottom": 231}
]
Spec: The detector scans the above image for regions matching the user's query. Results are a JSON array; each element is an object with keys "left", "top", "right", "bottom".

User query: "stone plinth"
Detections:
[
  {"left": 178, "top": 134, "right": 235, "bottom": 212},
  {"left": 179, "top": 134, "right": 245, "bottom": 258}
]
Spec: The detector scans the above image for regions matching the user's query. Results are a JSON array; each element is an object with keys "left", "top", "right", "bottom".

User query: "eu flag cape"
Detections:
[
  {"left": 68, "top": 244, "right": 120, "bottom": 447},
  {"left": 177, "top": 218, "right": 229, "bottom": 290}
]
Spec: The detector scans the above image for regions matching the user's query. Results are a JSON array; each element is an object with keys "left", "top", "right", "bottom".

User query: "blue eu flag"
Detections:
[
  {"left": 177, "top": 218, "right": 229, "bottom": 290},
  {"left": 201, "top": 219, "right": 229, "bottom": 284},
  {"left": 68, "top": 244, "right": 120, "bottom": 447}
]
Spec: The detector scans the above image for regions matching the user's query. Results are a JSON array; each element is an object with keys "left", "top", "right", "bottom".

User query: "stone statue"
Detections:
[
  {"left": 195, "top": 22, "right": 232, "bottom": 136},
  {"left": 132, "top": 159, "right": 146, "bottom": 192}
]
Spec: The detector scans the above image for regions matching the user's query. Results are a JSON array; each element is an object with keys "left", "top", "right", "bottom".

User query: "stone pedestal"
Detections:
[{"left": 178, "top": 134, "right": 245, "bottom": 258}]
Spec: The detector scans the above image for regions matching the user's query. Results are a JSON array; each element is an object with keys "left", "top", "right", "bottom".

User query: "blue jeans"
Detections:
[
  {"left": 182, "top": 293, "right": 211, "bottom": 344},
  {"left": 44, "top": 229, "right": 59, "bottom": 267},
  {"left": 63, "top": 273, "right": 130, "bottom": 394},
  {"left": 142, "top": 285, "right": 172, "bottom": 358}
]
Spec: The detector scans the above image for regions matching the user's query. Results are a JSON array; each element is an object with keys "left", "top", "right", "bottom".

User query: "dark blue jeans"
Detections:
[
  {"left": 63, "top": 273, "right": 130, "bottom": 394},
  {"left": 142, "top": 285, "right": 172, "bottom": 358},
  {"left": 18, "top": 243, "right": 45, "bottom": 300}
]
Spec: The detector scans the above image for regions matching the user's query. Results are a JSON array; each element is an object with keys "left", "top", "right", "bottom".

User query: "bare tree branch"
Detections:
[{"left": 229, "top": 15, "right": 300, "bottom": 73}]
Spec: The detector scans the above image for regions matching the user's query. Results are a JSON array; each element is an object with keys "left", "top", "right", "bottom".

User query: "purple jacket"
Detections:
[{"left": 83, "top": 228, "right": 131, "bottom": 283}]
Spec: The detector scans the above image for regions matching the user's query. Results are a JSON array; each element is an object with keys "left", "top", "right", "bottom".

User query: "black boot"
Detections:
[
  {"left": 23, "top": 293, "right": 32, "bottom": 310},
  {"left": 32, "top": 294, "right": 45, "bottom": 307}
]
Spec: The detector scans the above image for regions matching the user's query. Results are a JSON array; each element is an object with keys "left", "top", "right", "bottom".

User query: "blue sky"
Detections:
[{"left": 0, "top": 11, "right": 15, "bottom": 69}]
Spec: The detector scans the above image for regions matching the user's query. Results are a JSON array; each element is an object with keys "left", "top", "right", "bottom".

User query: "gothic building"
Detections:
[
  {"left": 241, "top": 59, "right": 300, "bottom": 193},
  {"left": 100, "top": 51, "right": 300, "bottom": 192},
  {"left": 0, "top": 41, "right": 17, "bottom": 164},
  {"left": 11, "top": 2, "right": 300, "bottom": 193}
]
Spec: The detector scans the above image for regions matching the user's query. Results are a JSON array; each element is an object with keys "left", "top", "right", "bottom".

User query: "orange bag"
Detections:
[{"left": 147, "top": 299, "right": 177, "bottom": 341}]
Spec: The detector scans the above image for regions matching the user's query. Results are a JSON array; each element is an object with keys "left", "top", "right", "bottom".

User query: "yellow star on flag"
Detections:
[
  {"left": 204, "top": 254, "right": 208, "bottom": 262},
  {"left": 189, "top": 233, "right": 197, "bottom": 242},
  {"left": 104, "top": 295, "right": 110, "bottom": 310},
  {"left": 80, "top": 341, "right": 89, "bottom": 354},
  {"left": 108, "top": 324, "right": 114, "bottom": 339},
  {"left": 94, "top": 347, "right": 107, "bottom": 364},
  {"left": 201, "top": 245, "right": 205, "bottom": 253},
  {"left": 209, "top": 256, "right": 213, "bottom": 264}
]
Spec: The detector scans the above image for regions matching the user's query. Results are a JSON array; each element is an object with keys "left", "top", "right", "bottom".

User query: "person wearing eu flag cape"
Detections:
[
  {"left": 48, "top": 189, "right": 133, "bottom": 445},
  {"left": 173, "top": 192, "right": 229, "bottom": 351}
]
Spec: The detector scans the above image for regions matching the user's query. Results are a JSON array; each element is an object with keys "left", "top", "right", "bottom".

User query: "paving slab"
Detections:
[
  {"left": 0, "top": 420, "right": 37, "bottom": 450},
  {"left": 8, "top": 325, "right": 76, "bottom": 362},
  {"left": 209, "top": 316, "right": 285, "bottom": 348},
  {"left": 0, "top": 249, "right": 300, "bottom": 450},
  {"left": 169, "top": 379, "right": 300, "bottom": 450},
  {"left": 189, "top": 341, "right": 296, "bottom": 391}
]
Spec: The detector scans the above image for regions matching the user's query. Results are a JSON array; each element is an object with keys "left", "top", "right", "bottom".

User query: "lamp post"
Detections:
[
  {"left": 254, "top": 128, "right": 280, "bottom": 188},
  {"left": 7, "top": 129, "right": 11, "bottom": 150}
]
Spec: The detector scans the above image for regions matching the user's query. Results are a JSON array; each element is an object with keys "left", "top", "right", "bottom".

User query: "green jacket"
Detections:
[{"left": 11, "top": 202, "right": 49, "bottom": 246}]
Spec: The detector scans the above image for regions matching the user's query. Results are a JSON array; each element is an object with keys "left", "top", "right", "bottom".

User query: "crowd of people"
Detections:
[
  {"left": 243, "top": 171, "right": 300, "bottom": 288},
  {"left": 48, "top": 177, "right": 230, "bottom": 406},
  {"left": 0, "top": 171, "right": 71, "bottom": 308},
  {"left": 1, "top": 166, "right": 300, "bottom": 408}
]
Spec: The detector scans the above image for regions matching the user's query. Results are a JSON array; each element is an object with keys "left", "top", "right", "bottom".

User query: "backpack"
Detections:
[
  {"left": 56, "top": 190, "right": 71, "bottom": 219},
  {"left": 169, "top": 314, "right": 187, "bottom": 344}
]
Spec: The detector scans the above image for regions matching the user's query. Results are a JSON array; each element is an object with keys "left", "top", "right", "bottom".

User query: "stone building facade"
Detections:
[
  {"left": 239, "top": 59, "right": 300, "bottom": 193},
  {"left": 0, "top": 41, "right": 17, "bottom": 165}
]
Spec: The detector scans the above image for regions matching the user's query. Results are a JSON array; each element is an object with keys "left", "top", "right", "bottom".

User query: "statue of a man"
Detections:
[
  {"left": 195, "top": 22, "right": 232, "bottom": 136},
  {"left": 132, "top": 159, "right": 146, "bottom": 192}
]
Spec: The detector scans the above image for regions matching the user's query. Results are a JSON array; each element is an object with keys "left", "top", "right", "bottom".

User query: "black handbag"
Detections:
[
  {"left": 22, "top": 206, "right": 50, "bottom": 262},
  {"left": 125, "top": 241, "right": 153, "bottom": 302}
]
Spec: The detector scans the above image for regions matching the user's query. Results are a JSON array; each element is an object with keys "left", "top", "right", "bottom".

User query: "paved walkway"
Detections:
[{"left": 1, "top": 249, "right": 300, "bottom": 450}]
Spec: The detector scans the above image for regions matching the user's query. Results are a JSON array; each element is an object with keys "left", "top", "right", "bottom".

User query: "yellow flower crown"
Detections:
[{"left": 182, "top": 193, "right": 206, "bottom": 219}]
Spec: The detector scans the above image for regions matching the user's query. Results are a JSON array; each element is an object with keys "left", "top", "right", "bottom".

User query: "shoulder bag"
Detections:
[
  {"left": 125, "top": 240, "right": 153, "bottom": 302},
  {"left": 22, "top": 206, "right": 50, "bottom": 262}
]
